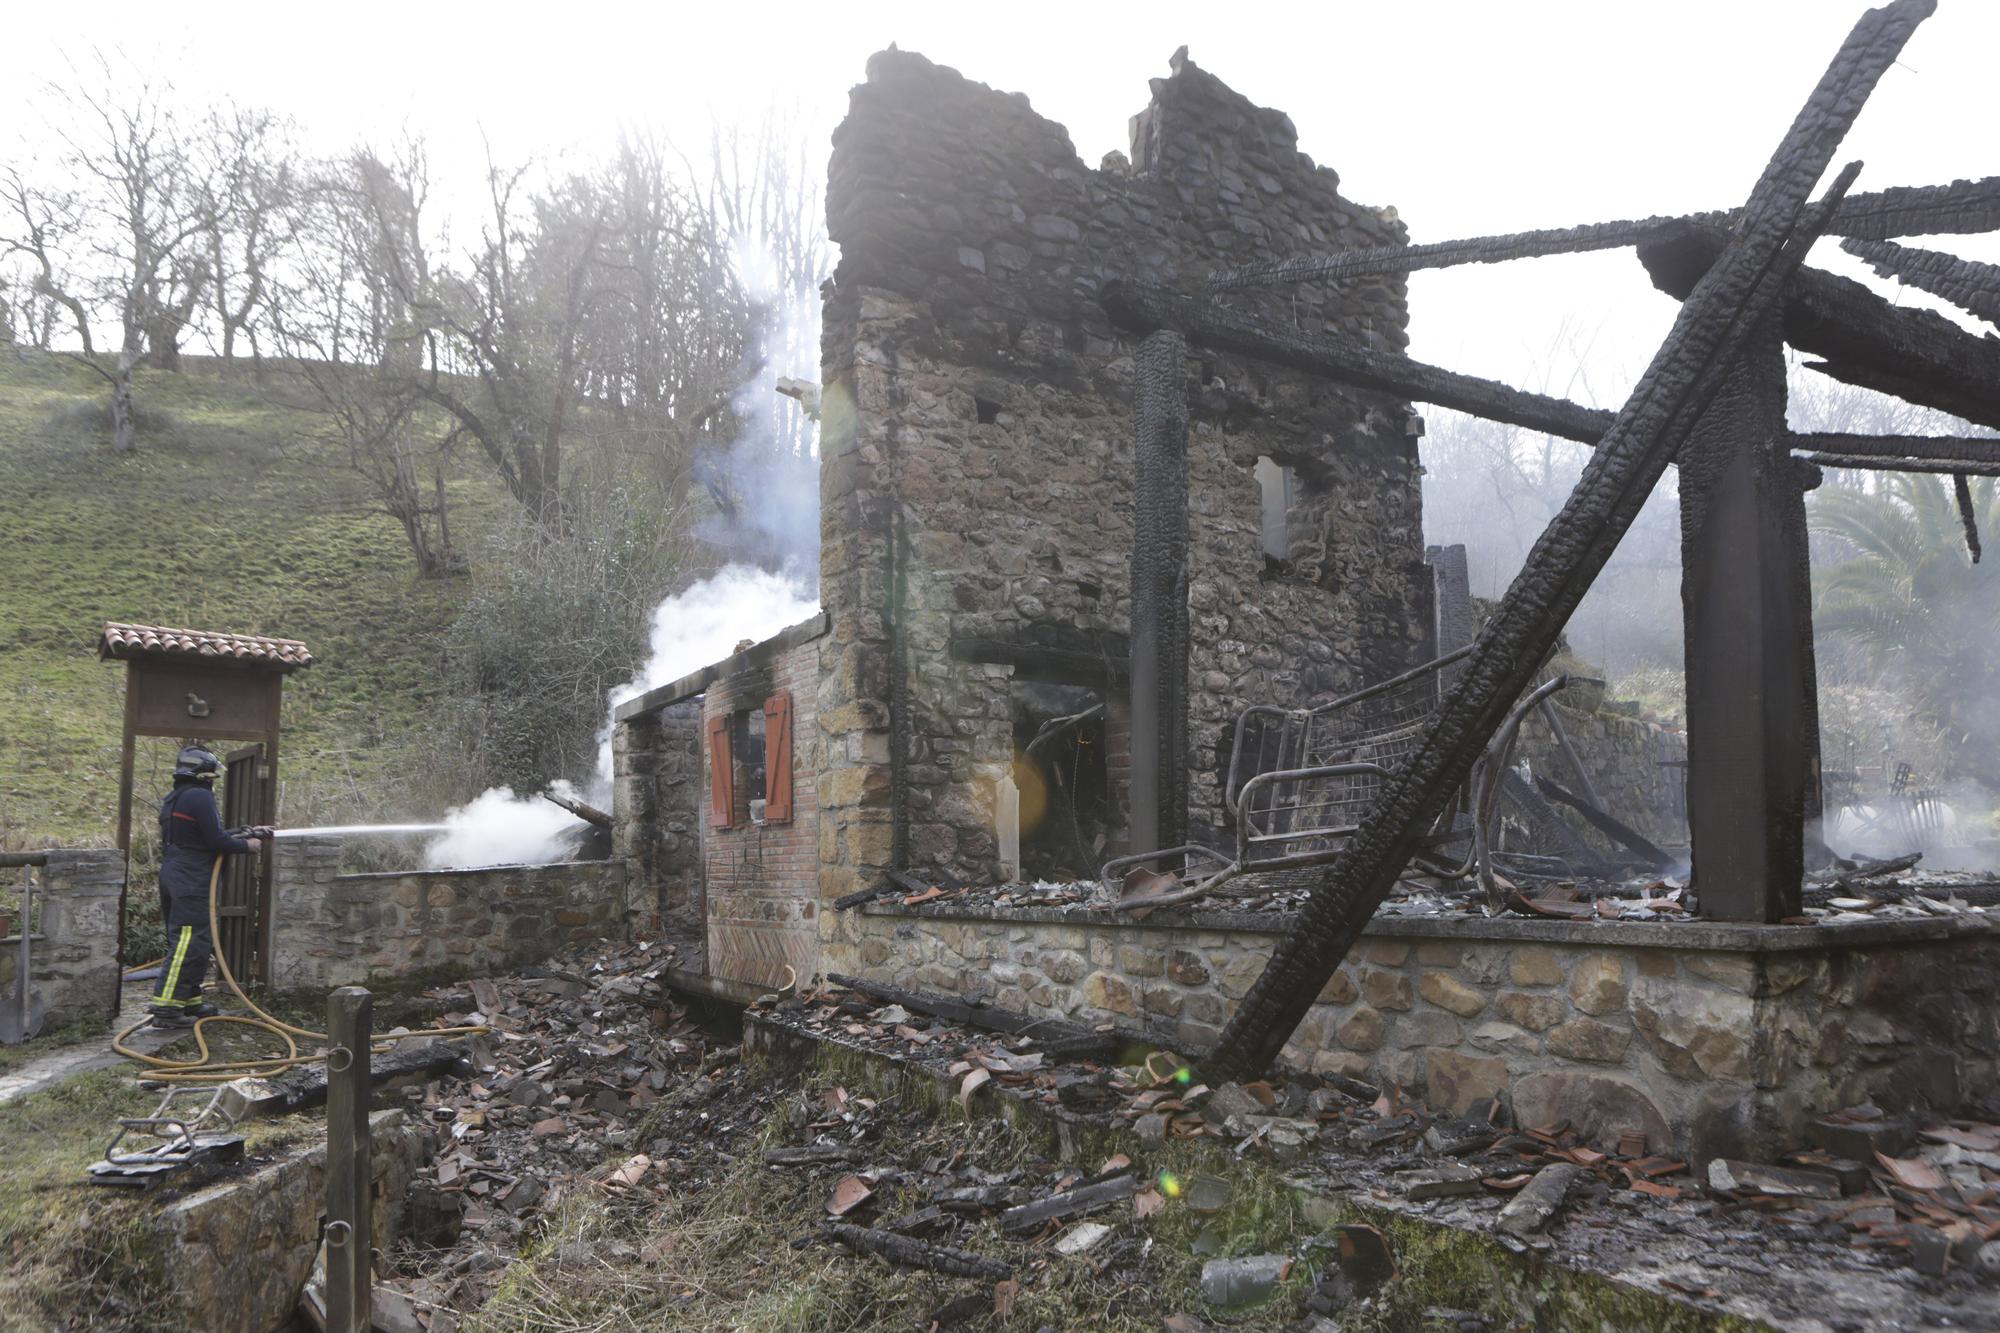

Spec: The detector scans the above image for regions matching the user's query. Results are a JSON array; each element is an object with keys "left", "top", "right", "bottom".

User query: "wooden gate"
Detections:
[{"left": 220, "top": 745, "right": 272, "bottom": 985}]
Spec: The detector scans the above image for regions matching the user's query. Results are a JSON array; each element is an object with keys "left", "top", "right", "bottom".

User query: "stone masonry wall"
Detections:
[
  {"left": 154, "top": 1108, "right": 424, "bottom": 1333},
  {"left": 704, "top": 638, "right": 823, "bottom": 989},
  {"left": 613, "top": 697, "right": 704, "bottom": 927},
  {"left": 0, "top": 850, "right": 122, "bottom": 1023},
  {"left": 269, "top": 839, "right": 625, "bottom": 990},
  {"left": 1517, "top": 697, "right": 1689, "bottom": 849},
  {"left": 816, "top": 48, "right": 1431, "bottom": 935},
  {"left": 854, "top": 904, "right": 1998, "bottom": 1160}
]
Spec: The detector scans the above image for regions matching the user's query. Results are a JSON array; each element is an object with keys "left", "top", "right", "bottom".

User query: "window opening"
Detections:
[
  {"left": 1009, "top": 680, "right": 1111, "bottom": 880},
  {"left": 1255, "top": 455, "right": 1292, "bottom": 565},
  {"left": 738, "top": 706, "right": 767, "bottom": 822}
]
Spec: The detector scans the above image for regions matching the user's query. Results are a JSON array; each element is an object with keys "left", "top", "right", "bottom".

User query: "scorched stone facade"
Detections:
[{"left": 814, "top": 47, "right": 1431, "bottom": 957}]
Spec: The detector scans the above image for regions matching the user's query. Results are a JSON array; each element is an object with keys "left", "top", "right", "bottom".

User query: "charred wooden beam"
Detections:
[
  {"left": 1209, "top": 176, "right": 2000, "bottom": 290},
  {"left": 1797, "top": 453, "right": 2000, "bottom": 478},
  {"left": 1678, "top": 318, "right": 1819, "bottom": 921},
  {"left": 1787, "top": 432, "right": 2000, "bottom": 467},
  {"left": 947, "top": 631, "right": 1130, "bottom": 685},
  {"left": 1101, "top": 283, "right": 1614, "bottom": 444},
  {"left": 1954, "top": 473, "right": 1983, "bottom": 564},
  {"left": 823, "top": 1224, "right": 1012, "bottom": 1280},
  {"left": 1842, "top": 236, "right": 2000, "bottom": 327},
  {"left": 539, "top": 787, "right": 612, "bottom": 829},
  {"left": 1201, "top": 0, "right": 1929, "bottom": 1082},
  {"left": 1130, "top": 331, "right": 1192, "bottom": 854},
  {"left": 1532, "top": 775, "right": 1676, "bottom": 872},
  {"left": 1828, "top": 176, "right": 2000, "bottom": 240},
  {"left": 1641, "top": 229, "right": 2000, "bottom": 432}
]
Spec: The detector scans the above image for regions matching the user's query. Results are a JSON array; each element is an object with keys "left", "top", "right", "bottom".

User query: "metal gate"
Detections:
[{"left": 220, "top": 745, "right": 272, "bottom": 985}]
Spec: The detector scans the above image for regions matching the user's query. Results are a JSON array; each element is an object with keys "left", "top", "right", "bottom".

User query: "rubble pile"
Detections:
[
  {"left": 775, "top": 978, "right": 2000, "bottom": 1317},
  {"left": 894, "top": 859, "right": 2000, "bottom": 928},
  {"left": 366, "top": 939, "right": 760, "bottom": 1329}
]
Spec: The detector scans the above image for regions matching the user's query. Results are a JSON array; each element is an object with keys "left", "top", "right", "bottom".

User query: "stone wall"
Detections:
[
  {"left": 154, "top": 1108, "right": 424, "bottom": 1333},
  {"left": 702, "top": 637, "right": 823, "bottom": 989},
  {"left": 1516, "top": 695, "right": 1689, "bottom": 849},
  {"left": 816, "top": 47, "right": 1431, "bottom": 920},
  {"left": 612, "top": 697, "right": 704, "bottom": 926},
  {"left": 0, "top": 850, "right": 122, "bottom": 1023},
  {"left": 854, "top": 902, "right": 1998, "bottom": 1159},
  {"left": 268, "top": 840, "right": 624, "bottom": 990}
]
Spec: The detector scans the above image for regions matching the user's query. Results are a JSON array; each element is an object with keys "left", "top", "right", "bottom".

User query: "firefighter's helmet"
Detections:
[{"left": 172, "top": 746, "right": 221, "bottom": 780}]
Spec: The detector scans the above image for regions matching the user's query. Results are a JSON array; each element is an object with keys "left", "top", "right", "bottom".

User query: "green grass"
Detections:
[
  {"left": 0, "top": 1056, "right": 325, "bottom": 1332},
  {"left": 0, "top": 351, "right": 511, "bottom": 848}
]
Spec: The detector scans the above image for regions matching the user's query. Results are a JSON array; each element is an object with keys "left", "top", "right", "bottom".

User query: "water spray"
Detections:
[{"left": 268, "top": 824, "right": 451, "bottom": 839}]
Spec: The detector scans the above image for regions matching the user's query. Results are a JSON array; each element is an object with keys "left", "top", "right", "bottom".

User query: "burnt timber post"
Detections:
[
  {"left": 325, "top": 986, "right": 373, "bottom": 1333},
  {"left": 1678, "top": 321, "right": 1821, "bottom": 921},
  {"left": 1129, "top": 331, "right": 1191, "bottom": 855}
]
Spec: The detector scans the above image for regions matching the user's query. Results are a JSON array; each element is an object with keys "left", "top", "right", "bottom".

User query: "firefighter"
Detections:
[{"left": 150, "top": 746, "right": 262, "bottom": 1028}]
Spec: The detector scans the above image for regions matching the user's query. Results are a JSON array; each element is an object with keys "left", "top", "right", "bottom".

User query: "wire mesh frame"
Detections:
[{"left": 1226, "top": 645, "right": 1475, "bottom": 860}]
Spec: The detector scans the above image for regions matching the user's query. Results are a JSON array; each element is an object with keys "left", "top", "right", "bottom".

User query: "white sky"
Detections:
[{"left": 11, "top": 0, "right": 1998, "bottom": 404}]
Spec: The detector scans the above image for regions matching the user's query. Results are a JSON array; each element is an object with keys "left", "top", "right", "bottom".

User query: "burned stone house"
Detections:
[
  {"left": 612, "top": 47, "right": 1994, "bottom": 1159},
  {"left": 615, "top": 46, "right": 1433, "bottom": 983}
]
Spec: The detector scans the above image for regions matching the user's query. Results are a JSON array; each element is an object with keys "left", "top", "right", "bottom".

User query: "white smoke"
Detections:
[
  {"left": 420, "top": 566, "right": 818, "bottom": 869},
  {"left": 422, "top": 780, "right": 593, "bottom": 870},
  {"left": 420, "top": 230, "right": 824, "bottom": 870},
  {"left": 593, "top": 563, "right": 822, "bottom": 794}
]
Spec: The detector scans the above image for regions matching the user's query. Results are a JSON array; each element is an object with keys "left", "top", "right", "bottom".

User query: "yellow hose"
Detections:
[{"left": 114, "top": 853, "right": 487, "bottom": 1082}]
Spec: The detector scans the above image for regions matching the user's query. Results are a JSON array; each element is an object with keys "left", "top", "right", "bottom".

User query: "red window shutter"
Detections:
[
  {"left": 764, "top": 691, "right": 795, "bottom": 823},
  {"left": 707, "top": 714, "right": 734, "bottom": 827}
]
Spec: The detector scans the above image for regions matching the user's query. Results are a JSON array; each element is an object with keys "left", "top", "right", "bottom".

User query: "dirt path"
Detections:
[{"left": 0, "top": 985, "right": 177, "bottom": 1105}]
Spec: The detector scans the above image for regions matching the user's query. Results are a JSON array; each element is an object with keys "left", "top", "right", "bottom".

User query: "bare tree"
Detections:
[
  {"left": 196, "top": 103, "right": 298, "bottom": 372},
  {"left": 270, "top": 141, "right": 462, "bottom": 575},
  {"left": 0, "top": 166, "right": 94, "bottom": 353},
  {"left": 581, "top": 132, "right": 748, "bottom": 492},
  {"left": 6, "top": 57, "right": 217, "bottom": 450}
]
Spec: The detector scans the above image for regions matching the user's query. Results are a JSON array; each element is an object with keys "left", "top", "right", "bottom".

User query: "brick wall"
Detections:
[
  {"left": 268, "top": 839, "right": 625, "bottom": 990},
  {"left": 703, "top": 638, "right": 823, "bottom": 988}
]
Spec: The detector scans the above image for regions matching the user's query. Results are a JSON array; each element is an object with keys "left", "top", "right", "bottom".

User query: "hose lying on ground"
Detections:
[{"left": 113, "top": 853, "right": 487, "bottom": 1082}]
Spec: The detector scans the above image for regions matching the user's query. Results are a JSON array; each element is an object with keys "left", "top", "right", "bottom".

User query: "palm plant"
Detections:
[{"left": 1810, "top": 472, "right": 2000, "bottom": 789}]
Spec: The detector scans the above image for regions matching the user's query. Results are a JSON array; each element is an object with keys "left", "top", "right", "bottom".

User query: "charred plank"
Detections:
[
  {"left": 999, "top": 1173, "right": 1137, "bottom": 1235},
  {"left": 1532, "top": 774, "right": 1677, "bottom": 872},
  {"left": 823, "top": 1223, "right": 1013, "bottom": 1279},
  {"left": 1210, "top": 176, "right": 2000, "bottom": 290},
  {"left": 1787, "top": 433, "right": 2000, "bottom": 467},
  {"left": 1641, "top": 229, "right": 2000, "bottom": 432},
  {"left": 1842, "top": 236, "right": 2000, "bottom": 327},
  {"left": 1101, "top": 282, "right": 1613, "bottom": 444},
  {"left": 1799, "top": 452, "right": 2000, "bottom": 478}
]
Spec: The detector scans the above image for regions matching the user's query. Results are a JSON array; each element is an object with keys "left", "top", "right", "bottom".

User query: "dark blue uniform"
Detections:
[{"left": 154, "top": 779, "right": 250, "bottom": 1013}]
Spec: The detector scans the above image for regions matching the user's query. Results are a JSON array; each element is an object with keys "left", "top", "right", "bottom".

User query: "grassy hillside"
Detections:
[{"left": 0, "top": 351, "right": 509, "bottom": 847}]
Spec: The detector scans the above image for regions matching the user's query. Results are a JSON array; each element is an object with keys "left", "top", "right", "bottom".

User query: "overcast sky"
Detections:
[{"left": 12, "top": 0, "right": 1997, "bottom": 404}]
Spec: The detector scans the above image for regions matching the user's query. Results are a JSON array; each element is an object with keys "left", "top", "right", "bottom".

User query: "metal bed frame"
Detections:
[{"left": 1102, "top": 646, "right": 1582, "bottom": 905}]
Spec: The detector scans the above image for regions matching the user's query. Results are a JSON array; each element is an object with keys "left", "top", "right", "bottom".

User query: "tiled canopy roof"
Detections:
[{"left": 97, "top": 622, "right": 316, "bottom": 672}]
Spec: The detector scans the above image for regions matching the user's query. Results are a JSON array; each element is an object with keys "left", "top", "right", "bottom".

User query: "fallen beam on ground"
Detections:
[
  {"left": 823, "top": 1223, "right": 1013, "bottom": 1279},
  {"left": 999, "top": 1173, "right": 1137, "bottom": 1235},
  {"left": 1197, "top": 0, "right": 1930, "bottom": 1081}
]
